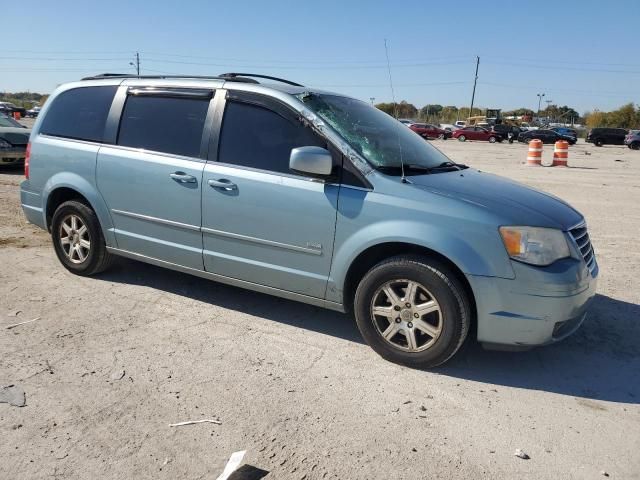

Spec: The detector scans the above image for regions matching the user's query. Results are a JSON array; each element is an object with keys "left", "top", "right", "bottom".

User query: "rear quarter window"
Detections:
[{"left": 40, "top": 86, "right": 117, "bottom": 143}]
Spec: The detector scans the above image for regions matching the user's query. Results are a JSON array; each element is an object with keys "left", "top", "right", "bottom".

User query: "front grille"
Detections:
[{"left": 569, "top": 223, "right": 596, "bottom": 274}]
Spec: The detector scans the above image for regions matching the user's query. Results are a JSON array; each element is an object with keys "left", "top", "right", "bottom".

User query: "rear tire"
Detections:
[
  {"left": 51, "top": 200, "right": 114, "bottom": 276},
  {"left": 489, "top": 136, "right": 497, "bottom": 143},
  {"left": 354, "top": 255, "right": 471, "bottom": 368},
  {"left": 631, "top": 142, "right": 640, "bottom": 150},
  {"left": 438, "top": 133, "right": 446, "bottom": 140},
  {"left": 458, "top": 135, "right": 466, "bottom": 142}
]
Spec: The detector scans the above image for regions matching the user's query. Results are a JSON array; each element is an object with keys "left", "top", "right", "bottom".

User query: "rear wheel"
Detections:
[
  {"left": 631, "top": 142, "right": 640, "bottom": 150},
  {"left": 438, "top": 133, "right": 446, "bottom": 140},
  {"left": 51, "top": 200, "right": 114, "bottom": 276},
  {"left": 457, "top": 135, "right": 466, "bottom": 142},
  {"left": 489, "top": 136, "right": 497, "bottom": 143},
  {"left": 354, "top": 255, "right": 471, "bottom": 368}
]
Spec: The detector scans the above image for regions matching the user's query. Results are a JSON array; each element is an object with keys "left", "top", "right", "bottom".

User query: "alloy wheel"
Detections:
[
  {"left": 370, "top": 279, "right": 443, "bottom": 352},
  {"left": 59, "top": 214, "right": 91, "bottom": 264}
]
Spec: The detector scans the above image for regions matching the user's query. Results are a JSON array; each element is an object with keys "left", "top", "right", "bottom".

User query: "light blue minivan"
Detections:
[{"left": 20, "top": 73, "right": 598, "bottom": 367}]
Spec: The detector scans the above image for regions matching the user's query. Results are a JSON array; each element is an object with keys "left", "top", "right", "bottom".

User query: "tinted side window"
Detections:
[
  {"left": 118, "top": 95, "right": 209, "bottom": 158},
  {"left": 218, "top": 101, "right": 324, "bottom": 174},
  {"left": 40, "top": 86, "right": 116, "bottom": 142}
]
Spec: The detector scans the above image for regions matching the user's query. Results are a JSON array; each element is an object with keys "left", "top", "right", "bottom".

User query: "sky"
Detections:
[{"left": 1, "top": 0, "right": 638, "bottom": 114}]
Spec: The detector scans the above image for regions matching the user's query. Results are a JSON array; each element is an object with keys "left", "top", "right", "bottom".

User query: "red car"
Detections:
[
  {"left": 452, "top": 126, "right": 502, "bottom": 143},
  {"left": 408, "top": 123, "right": 451, "bottom": 140}
]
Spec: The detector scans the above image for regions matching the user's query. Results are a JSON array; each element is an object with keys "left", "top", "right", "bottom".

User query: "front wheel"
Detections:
[
  {"left": 631, "top": 142, "right": 640, "bottom": 150},
  {"left": 457, "top": 135, "right": 466, "bottom": 142},
  {"left": 595, "top": 139, "right": 604, "bottom": 147},
  {"left": 354, "top": 256, "right": 471, "bottom": 368},
  {"left": 51, "top": 200, "right": 114, "bottom": 276},
  {"left": 488, "top": 136, "right": 497, "bottom": 143}
]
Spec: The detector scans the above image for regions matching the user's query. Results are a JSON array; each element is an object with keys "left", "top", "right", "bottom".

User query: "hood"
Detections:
[
  {"left": 0, "top": 127, "right": 30, "bottom": 146},
  {"left": 407, "top": 168, "right": 583, "bottom": 230}
]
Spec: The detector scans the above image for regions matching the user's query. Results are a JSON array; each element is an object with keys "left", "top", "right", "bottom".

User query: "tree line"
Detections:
[
  {"left": 584, "top": 103, "right": 640, "bottom": 129},
  {"left": 374, "top": 101, "right": 586, "bottom": 125}
]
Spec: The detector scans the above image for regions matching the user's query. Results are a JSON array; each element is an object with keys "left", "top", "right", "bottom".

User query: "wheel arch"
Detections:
[
  {"left": 43, "top": 173, "right": 116, "bottom": 247},
  {"left": 340, "top": 242, "right": 477, "bottom": 330}
]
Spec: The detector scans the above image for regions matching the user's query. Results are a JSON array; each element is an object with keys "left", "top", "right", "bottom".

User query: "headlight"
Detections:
[
  {"left": 0, "top": 139, "right": 12, "bottom": 149},
  {"left": 499, "top": 226, "right": 570, "bottom": 266}
]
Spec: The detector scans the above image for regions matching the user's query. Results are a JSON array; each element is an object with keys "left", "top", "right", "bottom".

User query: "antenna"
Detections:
[{"left": 384, "top": 39, "right": 407, "bottom": 183}]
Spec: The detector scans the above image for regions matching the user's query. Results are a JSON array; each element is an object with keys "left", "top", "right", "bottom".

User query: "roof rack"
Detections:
[
  {"left": 218, "top": 73, "right": 304, "bottom": 87},
  {"left": 81, "top": 72, "right": 304, "bottom": 87}
]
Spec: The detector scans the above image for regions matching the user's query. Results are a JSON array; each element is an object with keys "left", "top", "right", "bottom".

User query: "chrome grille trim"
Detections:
[{"left": 568, "top": 222, "right": 596, "bottom": 275}]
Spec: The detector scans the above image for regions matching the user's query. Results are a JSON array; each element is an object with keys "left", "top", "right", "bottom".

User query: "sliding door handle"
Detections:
[{"left": 170, "top": 172, "right": 197, "bottom": 183}]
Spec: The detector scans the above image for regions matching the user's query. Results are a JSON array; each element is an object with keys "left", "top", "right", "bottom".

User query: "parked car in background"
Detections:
[
  {"left": 439, "top": 123, "right": 459, "bottom": 132},
  {"left": 398, "top": 119, "right": 414, "bottom": 126},
  {"left": 20, "top": 73, "right": 598, "bottom": 368},
  {"left": 409, "top": 123, "right": 451, "bottom": 139},
  {"left": 0, "top": 102, "right": 27, "bottom": 118},
  {"left": 27, "top": 106, "right": 41, "bottom": 118},
  {"left": 624, "top": 130, "right": 640, "bottom": 150},
  {"left": 551, "top": 127, "right": 577, "bottom": 139},
  {"left": 492, "top": 124, "right": 522, "bottom": 142},
  {"left": 454, "top": 120, "right": 466, "bottom": 128},
  {"left": 586, "top": 127, "right": 627, "bottom": 146},
  {"left": 452, "top": 126, "right": 502, "bottom": 143},
  {"left": 519, "top": 122, "right": 538, "bottom": 131},
  {"left": 518, "top": 129, "right": 577, "bottom": 145},
  {"left": 0, "top": 113, "right": 30, "bottom": 166}
]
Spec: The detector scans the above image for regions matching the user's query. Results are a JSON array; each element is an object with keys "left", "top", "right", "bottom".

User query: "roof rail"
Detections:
[
  {"left": 80, "top": 73, "right": 304, "bottom": 87},
  {"left": 218, "top": 73, "right": 304, "bottom": 87}
]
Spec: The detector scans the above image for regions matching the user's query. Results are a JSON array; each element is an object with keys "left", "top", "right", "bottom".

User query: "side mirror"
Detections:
[{"left": 289, "top": 146, "right": 333, "bottom": 177}]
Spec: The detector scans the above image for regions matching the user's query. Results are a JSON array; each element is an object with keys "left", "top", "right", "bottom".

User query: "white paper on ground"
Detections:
[{"left": 215, "top": 450, "right": 246, "bottom": 480}]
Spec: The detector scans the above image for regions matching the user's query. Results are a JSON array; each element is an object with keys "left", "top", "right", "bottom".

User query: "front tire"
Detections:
[
  {"left": 631, "top": 142, "right": 640, "bottom": 150},
  {"left": 51, "top": 200, "right": 114, "bottom": 276},
  {"left": 457, "top": 135, "right": 466, "bottom": 142},
  {"left": 354, "top": 256, "right": 471, "bottom": 368},
  {"left": 595, "top": 139, "right": 604, "bottom": 147},
  {"left": 489, "top": 136, "right": 497, "bottom": 143}
]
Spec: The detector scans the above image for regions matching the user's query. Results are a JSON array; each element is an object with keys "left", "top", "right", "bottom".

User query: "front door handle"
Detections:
[
  {"left": 208, "top": 178, "right": 237, "bottom": 191},
  {"left": 170, "top": 172, "right": 197, "bottom": 183}
]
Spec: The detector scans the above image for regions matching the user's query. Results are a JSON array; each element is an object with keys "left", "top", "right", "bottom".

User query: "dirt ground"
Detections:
[{"left": 1, "top": 138, "right": 639, "bottom": 479}]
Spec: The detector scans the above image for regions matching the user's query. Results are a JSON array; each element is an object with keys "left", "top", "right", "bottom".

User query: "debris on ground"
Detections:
[
  {"left": 0, "top": 384, "right": 26, "bottom": 407},
  {"left": 6, "top": 309, "right": 21, "bottom": 317},
  {"left": 215, "top": 450, "right": 246, "bottom": 480},
  {"left": 514, "top": 449, "right": 530, "bottom": 460},
  {"left": 601, "top": 471, "right": 610, "bottom": 477},
  {"left": 168, "top": 419, "right": 222, "bottom": 427},
  {"left": 110, "top": 370, "right": 126, "bottom": 381},
  {"left": 6, "top": 317, "right": 41, "bottom": 329}
]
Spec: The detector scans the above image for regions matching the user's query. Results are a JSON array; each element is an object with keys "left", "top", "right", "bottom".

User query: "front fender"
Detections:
[
  {"left": 43, "top": 172, "right": 117, "bottom": 247},
  {"left": 326, "top": 219, "right": 515, "bottom": 304}
]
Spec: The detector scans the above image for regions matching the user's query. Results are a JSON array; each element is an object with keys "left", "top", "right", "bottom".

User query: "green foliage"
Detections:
[
  {"left": 375, "top": 101, "right": 418, "bottom": 119},
  {"left": 584, "top": 103, "right": 640, "bottom": 129}
]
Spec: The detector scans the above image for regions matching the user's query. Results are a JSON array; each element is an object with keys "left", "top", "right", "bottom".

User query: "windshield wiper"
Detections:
[{"left": 377, "top": 161, "right": 467, "bottom": 175}]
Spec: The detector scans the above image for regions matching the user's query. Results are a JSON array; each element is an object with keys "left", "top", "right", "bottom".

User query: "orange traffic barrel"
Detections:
[
  {"left": 552, "top": 140, "right": 569, "bottom": 167},
  {"left": 526, "top": 139, "right": 543, "bottom": 166},
  {"left": 13, "top": 111, "right": 21, "bottom": 120}
]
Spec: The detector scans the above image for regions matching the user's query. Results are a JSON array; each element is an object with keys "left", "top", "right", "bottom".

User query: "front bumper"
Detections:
[
  {"left": 0, "top": 147, "right": 26, "bottom": 165},
  {"left": 467, "top": 256, "right": 598, "bottom": 348}
]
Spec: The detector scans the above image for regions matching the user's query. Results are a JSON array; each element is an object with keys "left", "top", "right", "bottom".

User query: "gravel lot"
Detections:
[{"left": 1, "top": 138, "right": 639, "bottom": 479}]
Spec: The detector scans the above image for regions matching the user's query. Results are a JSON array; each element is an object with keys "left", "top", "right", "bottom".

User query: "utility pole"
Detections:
[
  {"left": 536, "top": 93, "right": 545, "bottom": 123},
  {"left": 130, "top": 52, "right": 140, "bottom": 76},
  {"left": 545, "top": 99, "right": 553, "bottom": 123},
  {"left": 468, "top": 56, "right": 480, "bottom": 121},
  {"left": 370, "top": 97, "right": 375, "bottom": 106}
]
